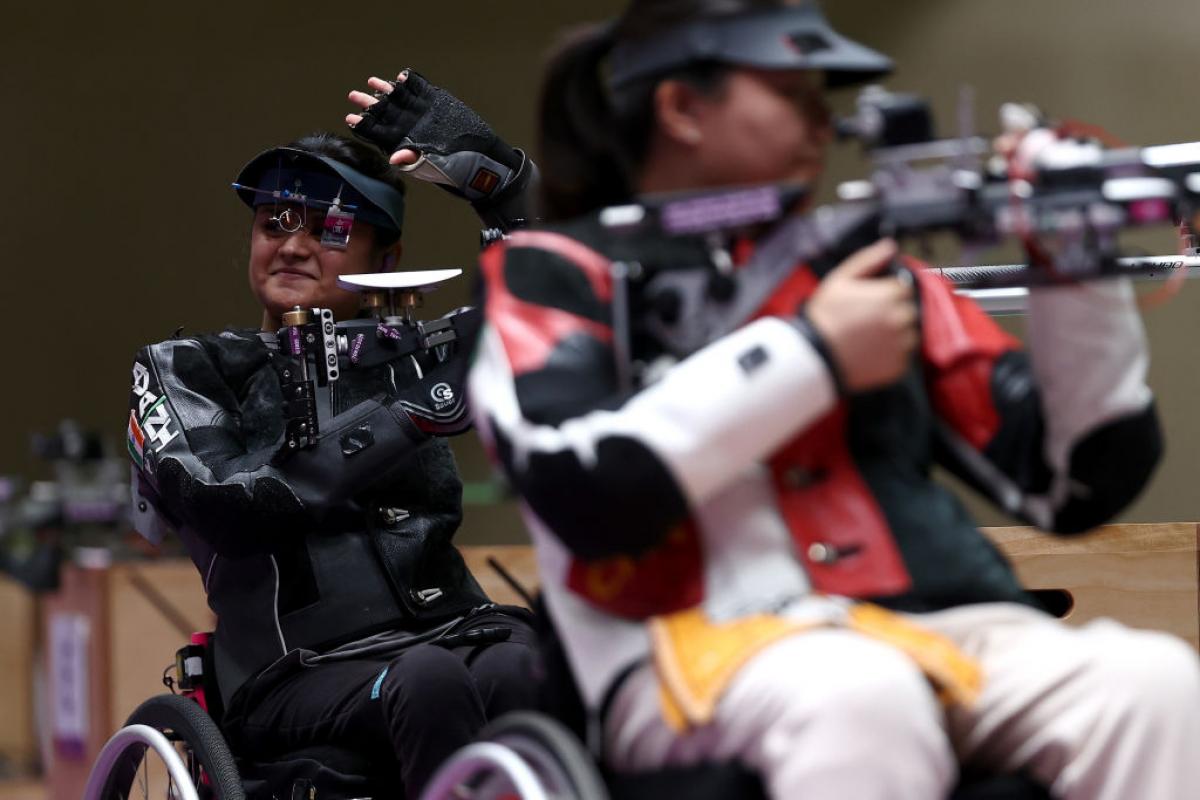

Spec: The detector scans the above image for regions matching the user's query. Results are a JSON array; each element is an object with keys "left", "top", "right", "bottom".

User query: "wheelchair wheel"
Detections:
[
  {"left": 420, "top": 711, "right": 608, "bottom": 800},
  {"left": 83, "top": 693, "right": 244, "bottom": 800}
]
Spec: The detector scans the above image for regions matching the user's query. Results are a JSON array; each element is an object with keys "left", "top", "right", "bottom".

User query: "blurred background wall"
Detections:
[{"left": 1, "top": 0, "right": 1197, "bottom": 545}]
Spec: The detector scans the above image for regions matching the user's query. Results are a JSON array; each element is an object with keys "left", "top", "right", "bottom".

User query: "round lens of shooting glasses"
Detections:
[{"left": 272, "top": 207, "right": 305, "bottom": 233}]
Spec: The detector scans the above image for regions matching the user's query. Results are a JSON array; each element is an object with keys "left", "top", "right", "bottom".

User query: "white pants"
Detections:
[{"left": 605, "top": 603, "right": 1200, "bottom": 800}]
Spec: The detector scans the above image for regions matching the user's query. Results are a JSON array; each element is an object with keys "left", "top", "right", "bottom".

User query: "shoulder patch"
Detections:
[
  {"left": 505, "top": 230, "right": 613, "bottom": 302},
  {"left": 129, "top": 353, "right": 181, "bottom": 465},
  {"left": 503, "top": 247, "right": 609, "bottom": 323}
]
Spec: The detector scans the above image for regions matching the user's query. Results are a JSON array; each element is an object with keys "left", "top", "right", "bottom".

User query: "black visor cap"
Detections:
[{"left": 608, "top": 2, "right": 893, "bottom": 91}]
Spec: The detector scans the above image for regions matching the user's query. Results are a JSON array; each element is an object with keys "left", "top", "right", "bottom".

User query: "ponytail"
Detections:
[
  {"left": 538, "top": 0, "right": 784, "bottom": 221},
  {"left": 538, "top": 23, "right": 627, "bottom": 221}
]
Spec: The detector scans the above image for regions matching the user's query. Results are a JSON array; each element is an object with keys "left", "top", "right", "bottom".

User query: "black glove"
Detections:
[
  {"left": 388, "top": 307, "right": 482, "bottom": 437},
  {"left": 351, "top": 70, "right": 536, "bottom": 229}
]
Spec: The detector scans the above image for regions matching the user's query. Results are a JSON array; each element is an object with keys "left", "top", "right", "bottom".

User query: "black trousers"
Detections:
[{"left": 227, "top": 612, "right": 537, "bottom": 797}]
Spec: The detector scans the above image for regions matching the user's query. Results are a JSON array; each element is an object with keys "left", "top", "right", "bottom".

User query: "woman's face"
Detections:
[
  {"left": 248, "top": 204, "right": 395, "bottom": 326},
  {"left": 683, "top": 67, "right": 833, "bottom": 190}
]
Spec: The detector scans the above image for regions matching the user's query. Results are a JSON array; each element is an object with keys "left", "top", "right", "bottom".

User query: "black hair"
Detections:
[
  {"left": 538, "top": 0, "right": 784, "bottom": 221},
  {"left": 286, "top": 132, "right": 407, "bottom": 249}
]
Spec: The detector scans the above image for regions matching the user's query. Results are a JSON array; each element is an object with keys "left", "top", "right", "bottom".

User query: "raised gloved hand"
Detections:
[
  {"left": 346, "top": 70, "right": 536, "bottom": 230},
  {"left": 388, "top": 307, "right": 482, "bottom": 437}
]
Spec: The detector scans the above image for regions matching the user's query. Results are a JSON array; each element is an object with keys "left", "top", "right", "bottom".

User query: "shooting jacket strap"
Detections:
[{"left": 650, "top": 603, "right": 982, "bottom": 732}]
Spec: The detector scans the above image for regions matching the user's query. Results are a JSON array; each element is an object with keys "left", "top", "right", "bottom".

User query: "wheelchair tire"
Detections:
[
  {"left": 479, "top": 711, "right": 609, "bottom": 800},
  {"left": 94, "top": 693, "right": 244, "bottom": 800}
]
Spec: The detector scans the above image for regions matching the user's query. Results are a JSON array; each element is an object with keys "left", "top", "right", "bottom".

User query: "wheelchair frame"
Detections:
[
  {"left": 82, "top": 631, "right": 1052, "bottom": 800},
  {"left": 81, "top": 633, "right": 613, "bottom": 800}
]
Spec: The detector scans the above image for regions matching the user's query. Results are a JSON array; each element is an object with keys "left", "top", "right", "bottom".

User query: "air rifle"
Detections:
[
  {"left": 274, "top": 270, "right": 477, "bottom": 451},
  {"left": 594, "top": 87, "right": 1200, "bottom": 366}
]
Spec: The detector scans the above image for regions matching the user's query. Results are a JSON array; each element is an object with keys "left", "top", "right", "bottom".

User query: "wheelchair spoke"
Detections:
[
  {"left": 185, "top": 744, "right": 198, "bottom": 785},
  {"left": 138, "top": 748, "right": 148, "bottom": 799}
]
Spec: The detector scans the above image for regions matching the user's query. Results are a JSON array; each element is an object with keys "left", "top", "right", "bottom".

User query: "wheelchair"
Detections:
[
  {"left": 83, "top": 632, "right": 402, "bottom": 800},
  {"left": 83, "top": 630, "right": 1054, "bottom": 800}
]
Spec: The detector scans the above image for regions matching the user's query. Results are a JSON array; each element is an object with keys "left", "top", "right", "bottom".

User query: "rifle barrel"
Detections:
[{"left": 941, "top": 256, "right": 1200, "bottom": 314}]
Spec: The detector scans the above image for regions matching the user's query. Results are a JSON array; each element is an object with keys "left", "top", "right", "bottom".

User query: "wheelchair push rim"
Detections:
[
  {"left": 82, "top": 724, "right": 201, "bottom": 800},
  {"left": 84, "top": 693, "right": 244, "bottom": 800},
  {"left": 419, "top": 711, "right": 609, "bottom": 800}
]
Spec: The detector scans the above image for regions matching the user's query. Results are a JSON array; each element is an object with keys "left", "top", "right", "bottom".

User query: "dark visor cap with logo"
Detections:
[
  {"left": 608, "top": 1, "right": 893, "bottom": 91},
  {"left": 233, "top": 147, "right": 406, "bottom": 235}
]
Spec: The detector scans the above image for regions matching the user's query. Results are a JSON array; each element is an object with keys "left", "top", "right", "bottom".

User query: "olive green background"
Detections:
[{"left": 2, "top": 1, "right": 1197, "bottom": 545}]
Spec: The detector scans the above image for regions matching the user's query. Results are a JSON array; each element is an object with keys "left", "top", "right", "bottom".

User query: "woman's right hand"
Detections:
[{"left": 805, "top": 239, "right": 918, "bottom": 393}]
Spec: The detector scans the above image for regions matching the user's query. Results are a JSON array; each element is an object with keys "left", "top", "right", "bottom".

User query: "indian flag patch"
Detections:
[{"left": 127, "top": 410, "right": 145, "bottom": 466}]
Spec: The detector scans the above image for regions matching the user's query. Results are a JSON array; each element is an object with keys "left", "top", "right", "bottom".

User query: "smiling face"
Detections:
[{"left": 248, "top": 203, "right": 399, "bottom": 327}]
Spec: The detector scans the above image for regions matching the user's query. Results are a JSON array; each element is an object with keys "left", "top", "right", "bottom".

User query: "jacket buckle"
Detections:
[
  {"left": 413, "top": 587, "right": 444, "bottom": 605},
  {"left": 379, "top": 507, "right": 410, "bottom": 525}
]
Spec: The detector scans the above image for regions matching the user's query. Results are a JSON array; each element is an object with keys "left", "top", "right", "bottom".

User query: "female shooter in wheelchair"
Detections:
[
  {"left": 464, "top": 1, "right": 1200, "bottom": 798},
  {"left": 126, "top": 78, "right": 539, "bottom": 797}
]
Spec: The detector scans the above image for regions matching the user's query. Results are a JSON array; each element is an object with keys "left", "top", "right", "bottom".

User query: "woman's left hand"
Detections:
[
  {"left": 343, "top": 68, "right": 528, "bottom": 211},
  {"left": 346, "top": 71, "right": 421, "bottom": 167}
]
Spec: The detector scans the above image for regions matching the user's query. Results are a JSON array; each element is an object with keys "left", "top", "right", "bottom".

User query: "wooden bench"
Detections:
[
  {"left": 981, "top": 523, "right": 1199, "bottom": 648},
  {"left": 462, "top": 545, "right": 540, "bottom": 608},
  {"left": 465, "top": 525, "right": 1200, "bottom": 650},
  {"left": 0, "top": 577, "right": 36, "bottom": 777}
]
